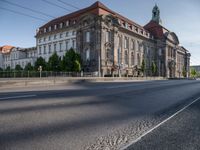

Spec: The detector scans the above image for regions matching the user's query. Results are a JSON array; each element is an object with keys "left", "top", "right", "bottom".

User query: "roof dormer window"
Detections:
[
  {"left": 135, "top": 27, "right": 138, "bottom": 32},
  {"left": 66, "top": 20, "right": 69, "bottom": 26},
  {"left": 73, "top": 20, "right": 76, "bottom": 25},
  {"left": 48, "top": 26, "right": 51, "bottom": 32},
  {"left": 60, "top": 23, "right": 63, "bottom": 28},
  {"left": 54, "top": 24, "right": 57, "bottom": 30}
]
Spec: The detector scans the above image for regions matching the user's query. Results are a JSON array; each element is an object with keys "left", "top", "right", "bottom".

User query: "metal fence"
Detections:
[{"left": 0, "top": 71, "right": 99, "bottom": 78}]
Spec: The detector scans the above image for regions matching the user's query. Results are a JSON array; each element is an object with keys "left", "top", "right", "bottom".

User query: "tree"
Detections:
[
  {"left": 0, "top": 67, "right": 3, "bottom": 72},
  {"left": 182, "top": 66, "right": 187, "bottom": 78},
  {"left": 5, "top": 66, "right": 11, "bottom": 71},
  {"left": 141, "top": 59, "right": 146, "bottom": 76},
  {"left": 190, "top": 68, "right": 197, "bottom": 78},
  {"left": 48, "top": 52, "right": 61, "bottom": 71},
  {"left": 151, "top": 61, "right": 157, "bottom": 76},
  {"left": 15, "top": 64, "right": 23, "bottom": 71},
  {"left": 34, "top": 57, "right": 47, "bottom": 71},
  {"left": 24, "top": 63, "right": 34, "bottom": 71},
  {"left": 62, "top": 48, "right": 81, "bottom": 72}
]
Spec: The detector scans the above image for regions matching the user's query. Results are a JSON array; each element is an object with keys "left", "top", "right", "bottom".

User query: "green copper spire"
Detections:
[{"left": 152, "top": 4, "right": 162, "bottom": 24}]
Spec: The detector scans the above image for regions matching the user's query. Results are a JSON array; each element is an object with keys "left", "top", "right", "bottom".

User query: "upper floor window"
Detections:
[
  {"left": 54, "top": 43, "right": 57, "bottom": 52},
  {"left": 39, "top": 46, "right": 41, "bottom": 55},
  {"left": 72, "top": 31, "right": 76, "bottom": 36},
  {"left": 86, "top": 31, "right": 90, "bottom": 42},
  {"left": 44, "top": 37, "right": 46, "bottom": 42},
  {"left": 105, "top": 31, "right": 111, "bottom": 43},
  {"left": 60, "top": 33, "right": 63, "bottom": 38},
  {"left": 72, "top": 39, "right": 76, "bottom": 49},
  {"left": 66, "top": 32, "right": 69, "bottom": 37},
  {"left": 124, "top": 37, "right": 129, "bottom": 49},
  {"left": 59, "top": 43, "right": 63, "bottom": 52},
  {"left": 48, "top": 45, "right": 51, "bottom": 54},
  {"left": 44, "top": 45, "right": 46, "bottom": 54},
  {"left": 44, "top": 28, "right": 46, "bottom": 33},
  {"left": 131, "top": 40, "right": 135, "bottom": 50},
  {"left": 54, "top": 34, "right": 57, "bottom": 40},
  {"left": 48, "top": 36, "right": 51, "bottom": 41},
  {"left": 65, "top": 40, "right": 69, "bottom": 51}
]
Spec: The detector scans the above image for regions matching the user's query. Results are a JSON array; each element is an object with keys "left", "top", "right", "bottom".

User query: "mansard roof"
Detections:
[
  {"left": 37, "top": 1, "right": 148, "bottom": 36},
  {"left": 144, "top": 20, "right": 179, "bottom": 44}
]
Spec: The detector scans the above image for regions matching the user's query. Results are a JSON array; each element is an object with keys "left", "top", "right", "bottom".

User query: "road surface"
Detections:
[{"left": 0, "top": 80, "right": 200, "bottom": 150}]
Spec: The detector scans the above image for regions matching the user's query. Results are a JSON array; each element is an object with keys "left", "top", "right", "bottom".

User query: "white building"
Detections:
[
  {"left": 0, "top": 45, "right": 37, "bottom": 69},
  {"left": 36, "top": 25, "right": 77, "bottom": 61}
]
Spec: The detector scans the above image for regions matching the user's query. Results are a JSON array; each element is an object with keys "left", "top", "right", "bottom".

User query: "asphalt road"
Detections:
[
  {"left": 127, "top": 94, "right": 200, "bottom": 150},
  {"left": 0, "top": 80, "right": 200, "bottom": 150}
]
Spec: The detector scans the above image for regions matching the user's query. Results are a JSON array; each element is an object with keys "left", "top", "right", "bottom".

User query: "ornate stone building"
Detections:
[{"left": 36, "top": 1, "right": 190, "bottom": 77}]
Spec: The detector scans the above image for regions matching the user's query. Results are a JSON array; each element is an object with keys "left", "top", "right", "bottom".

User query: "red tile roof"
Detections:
[
  {"left": 144, "top": 20, "right": 169, "bottom": 39},
  {"left": 37, "top": 1, "right": 148, "bottom": 35},
  {"left": 1, "top": 45, "right": 15, "bottom": 54}
]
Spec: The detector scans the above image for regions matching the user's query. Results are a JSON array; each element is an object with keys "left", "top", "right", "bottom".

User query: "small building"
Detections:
[{"left": 0, "top": 46, "right": 37, "bottom": 70}]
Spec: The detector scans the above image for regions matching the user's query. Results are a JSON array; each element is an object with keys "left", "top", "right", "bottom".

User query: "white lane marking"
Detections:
[
  {"left": 0, "top": 95, "right": 37, "bottom": 100},
  {"left": 121, "top": 96, "right": 200, "bottom": 150}
]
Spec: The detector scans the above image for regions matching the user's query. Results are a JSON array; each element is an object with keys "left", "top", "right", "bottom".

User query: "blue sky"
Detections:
[{"left": 0, "top": 0, "right": 200, "bottom": 65}]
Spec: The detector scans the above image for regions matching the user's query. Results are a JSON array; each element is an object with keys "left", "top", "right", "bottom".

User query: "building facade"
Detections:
[
  {"left": 35, "top": 1, "right": 190, "bottom": 77},
  {"left": 0, "top": 45, "right": 37, "bottom": 69}
]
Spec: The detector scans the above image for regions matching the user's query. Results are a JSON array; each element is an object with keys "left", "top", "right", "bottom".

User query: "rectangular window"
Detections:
[
  {"left": 124, "top": 38, "right": 128, "bottom": 49},
  {"left": 86, "top": 31, "right": 90, "bottom": 42},
  {"left": 44, "top": 45, "right": 46, "bottom": 54},
  {"left": 54, "top": 43, "right": 57, "bottom": 52},
  {"left": 131, "top": 40, "right": 135, "bottom": 50},
  {"left": 66, "top": 40, "right": 69, "bottom": 50},
  {"left": 39, "top": 46, "right": 41, "bottom": 55},
  {"left": 105, "top": 31, "right": 111, "bottom": 43},
  {"left": 72, "top": 31, "right": 76, "bottom": 36},
  {"left": 66, "top": 32, "right": 69, "bottom": 37},
  {"left": 60, "top": 33, "right": 63, "bottom": 38},
  {"left": 49, "top": 45, "right": 51, "bottom": 54},
  {"left": 86, "top": 49, "right": 90, "bottom": 61},
  {"left": 66, "top": 20, "right": 69, "bottom": 26},
  {"left": 48, "top": 36, "right": 51, "bottom": 41},
  {"left": 59, "top": 43, "right": 63, "bottom": 52},
  {"left": 60, "top": 23, "right": 63, "bottom": 28},
  {"left": 72, "top": 40, "right": 76, "bottom": 49},
  {"left": 54, "top": 34, "right": 57, "bottom": 40}
]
